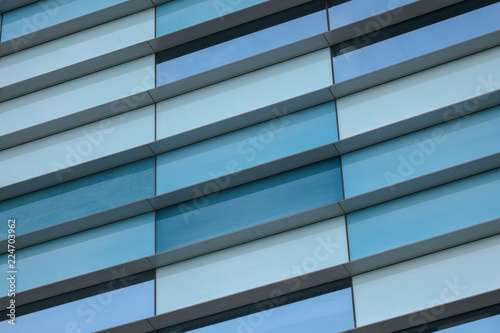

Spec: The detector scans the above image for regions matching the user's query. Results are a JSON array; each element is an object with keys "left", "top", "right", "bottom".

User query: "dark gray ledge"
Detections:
[{"left": 0, "top": 0, "right": 40, "bottom": 13}]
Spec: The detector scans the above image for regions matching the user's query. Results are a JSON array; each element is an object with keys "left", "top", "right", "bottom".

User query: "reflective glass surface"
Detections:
[
  {"left": 157, "top": 102, "right": 337, "bottom": 194},
  {"left": 156, "top": 158, "right": 343, "bottom": 253},
  {"left": 0, "top": 158, "right": 155, "bottom": 239},
  {"left": 438, "top": 314, "right": 500, "bottom": 332},
  {"left": 156, "top": 2, "right": 327, "bottom": 85},
  {"left": 0, "top": 276, "right": 154, "bottom": 332},
  {"left": 328, "top": 0, "right": 417, "bottom": 29},
  {"left": 156, "top": 0, "right": 267, "bottom": 36},
  {"left": 347, "top": 168, "right": 500, "bottom": 260},
  {"left": 1, "top": 0, "right": 126, "bottom": 41},
  {"left": 342, "top": 105, "right": 500, "bottom": 197},
  {"left": 333, "top": 1, "right": 500, "bottom": 82},
  {"left": 0, "top": 213, "right": 155, "bottom": 294},
  {"left": 187, "top": 287, "right": 354, "bottom": 333}
]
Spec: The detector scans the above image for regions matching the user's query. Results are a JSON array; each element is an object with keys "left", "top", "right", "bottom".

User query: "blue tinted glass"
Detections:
[
  {"left": 0, "top": 213, "right": 155, "bottom": 294},
  {"left": 333, "top": 2, "right": 500, "bottom": 82},
  {"left": 328, "top": 0, "right": 417, "bottom": 29},
  {"left": 439, "top": 313, "right": 500, "bottom": 332},
  {"left": 156, "top": 158, "right": 343, "bottom": 253},
  {"left": 156, "top": 6, "right": 327, "bottom": 85},
  {"left": 188, "top": 288, "right": 354, "bottom": 333},
  {"left": 1, "top": 0, "right": 126, "bottom": 42},
  {"left": 347, "top": 168, "right": 500, "bottom": 260},
  {"left": 0, "top": 158, "right": 155, "bottom": 239},
  {"left": 342, "top": 105, "right": 500, "bottom": 197},
  {"left": 0, "top": 280, "right": 154, "bottom": 332},
  {"left": 157, "top": 102, "right": 338, "bottom": 194},
  {"left": 156, "top": 0, "right": 267, "bottom": 36}
]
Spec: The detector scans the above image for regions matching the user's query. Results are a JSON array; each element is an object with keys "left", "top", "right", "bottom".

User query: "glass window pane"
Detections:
[
  {"left": 0, "top": 158, "right": 154, "bottom": 239},
  {"left": 156, "top": 219, "right": 349, "bottom": 313},
  {"left": 328, "top": 0, "right": 417, "bottom": 29},
  {"left": 1, "top": 0, "right": 127, "bottom": 42},
  {"left": 186, "top": 287, "right": 354, "bottom": 333},
  {"left": 156, "top": 1, "right": 328, "bottom": 85},
  {"left": 156, "top": 48, "right": 333, "bottom": 139},
  {"left": 157, "top": 102, "right": 338, "bottom": 194},
  {"left": 156, "top": 158, "right": 343, "bottom": 253},
  {"left": 342, "top": 105, "right": 500, "bottom": 197},
  {"left": 156, "top": 0, "right": 268, "bottom": 36},
  {"left": 333, "top": 2, "right": 500, "bottom": 82},
  {"left": 0, "top": 213, "right": 155, "bottom": 294},
  {"left": 0, "top": 9, "right": 154, "bottom": 88},
  {"left": 0, "top": 274, "right": 154, "bottom": 332},
  {"left": 353, "top": 234, "right": 500, "bottom": 326}
]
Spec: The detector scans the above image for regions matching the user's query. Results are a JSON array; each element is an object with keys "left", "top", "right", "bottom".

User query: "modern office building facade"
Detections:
[{"left": 0, "top": 0, "right": 499, "bottom": 332}]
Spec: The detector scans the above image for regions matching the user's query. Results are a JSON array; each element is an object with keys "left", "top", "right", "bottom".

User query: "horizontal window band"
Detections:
[
  {"left": 1, "top": 149, "right": 498, "bottom": 256},
  {"left": 2, "top": 26, "right": 499, "bottom": 153},
  {"left": 0, "top": 0, "right": 468, "bottom": 103},
  {"left": 4, "top": 221, "right": 497, "bottom": 332},
  {"left": 1, "top": 83, "right": 497, "bottom": 202},
  {"left": 0, "top": 0, "right": 307, "bottom": 57},
  {"left": 340, "top": 287, "right": 500, "bottom": 333},
  {"left": 0, "top": 166, "right": 500, "bottom": 312}
]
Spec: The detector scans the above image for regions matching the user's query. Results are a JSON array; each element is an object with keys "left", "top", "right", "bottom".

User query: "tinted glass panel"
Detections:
[
  {"left": 0, "top": 277, "right": 154, "bottom": 332},
  {"left": 328, "top": 0, "right": 417, "bottom": 29},
  {"left": 187, "top": 287, "right": 354, "bottom": 333},
  {"left": 0, "top": 158, "right": 154, "bottom": 239},
  {"left": 156, "top": 1, "right": 328, "bottom": 85},
  {"left": 333, "top": 1, "right": 500, "bottom": 82},
  {"left": 156, "top": 158, "right": 343, "bottom": 253},
  {"left": 1, "top": 0, "right": 127, "bottom": 42},
  {"left": 0, "top": 213, "right": 155, "bottom": 294},
  {"left": 156, "top": 0, "right": 267, "bottom": 36},
  {"left": 347, "top": 168, "right": 500, "bottom": 260},
  {"left": 157, "top": 102, "right": 337, "bottom": 194},
  {"left": 342, "top": 105, "right": 500, "bottom": 197},
  {"left": 353, "top": 234, "right": 500, "bottom": 325}
]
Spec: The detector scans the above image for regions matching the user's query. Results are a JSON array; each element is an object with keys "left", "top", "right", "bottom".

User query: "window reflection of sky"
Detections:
[
  {"left": 157, "top": 11, "right": 327, "bottom": 86},
  {"left": 328, "top": 0, "right": 417, "bottom": 29},
  {"left": 188, "top": 287, "right": 354, "bottom": 333},
  {"left": 333, "top": 2, "right": 500, "bottom": 82},
  {"left": 0, "top": 281, "right": 154, "bottom": 333}
]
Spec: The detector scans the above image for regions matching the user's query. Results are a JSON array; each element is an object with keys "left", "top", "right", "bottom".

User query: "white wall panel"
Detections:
[
  {"left": 156, "top": 216, "right": 348, "bottom": 314},
  {"left": 353, "top": 234, "right": 500, "bottom": 326},
  {"left": 337, "top": 45, "right": 500, "bottom": 139},
  {"left": 156, "top": 48, "right": 333, "bottom": 139},
  {"left": 0, "top": 55, "right": 155, "bottom": 136},
  {"left": 0, "top": 9, "right": 155, "bottom": 87},
  {"left": 0, "top": 105, "right": 154, "bottom": 187}
]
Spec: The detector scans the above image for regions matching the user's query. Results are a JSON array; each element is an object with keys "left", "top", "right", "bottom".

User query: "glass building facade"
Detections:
[{"left": 0, "top": 0, "right": 499, "bottom": 332}]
